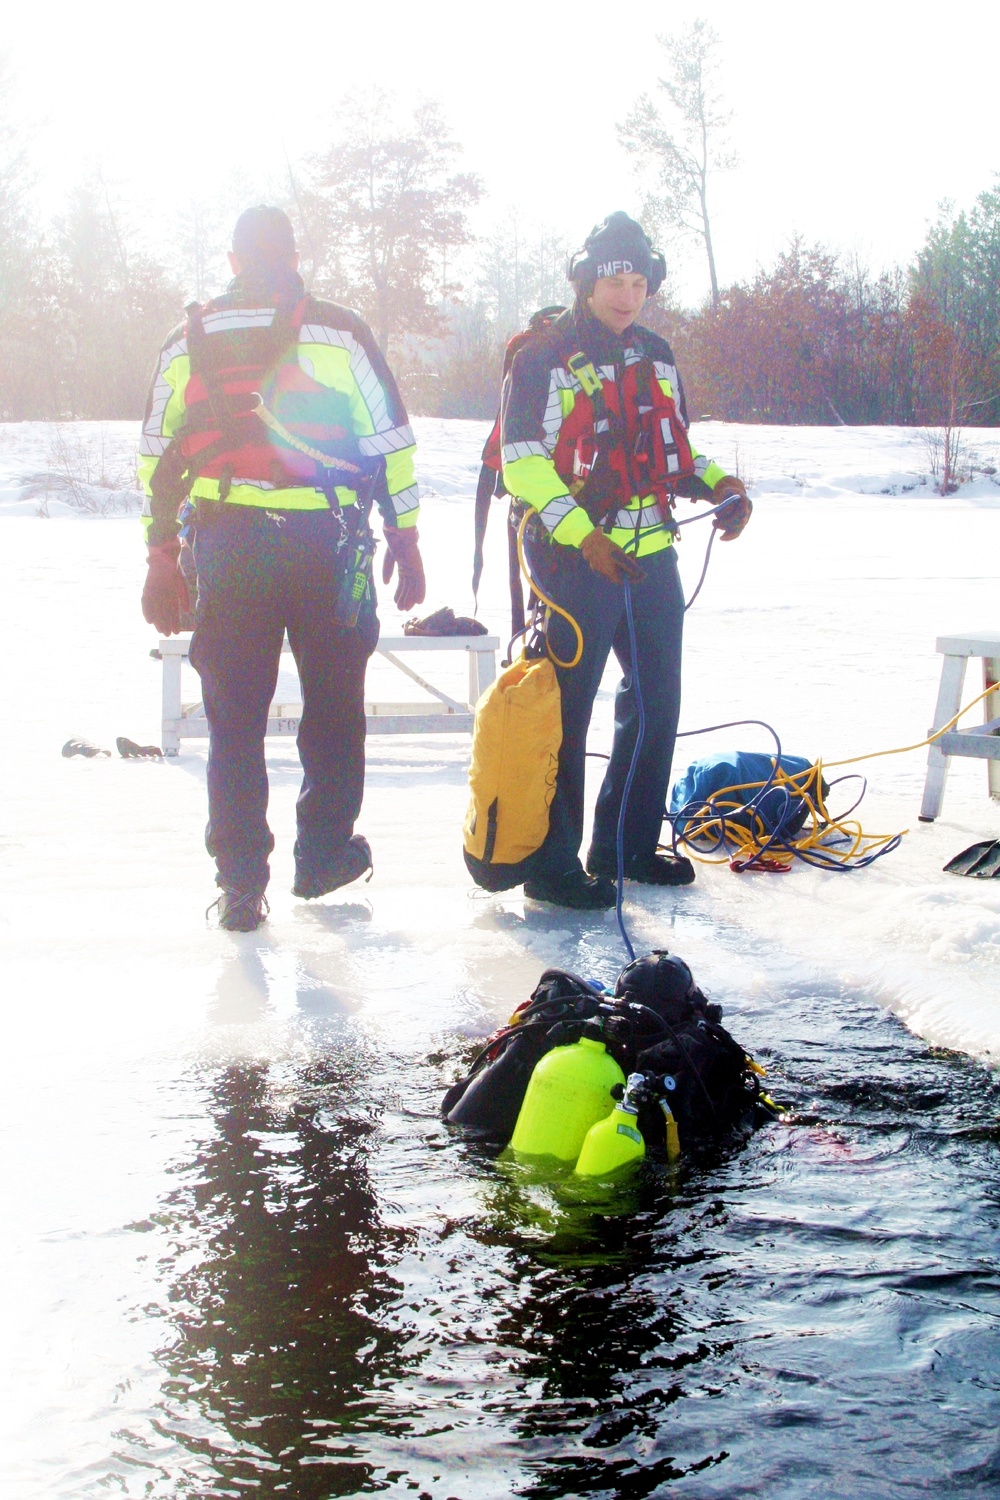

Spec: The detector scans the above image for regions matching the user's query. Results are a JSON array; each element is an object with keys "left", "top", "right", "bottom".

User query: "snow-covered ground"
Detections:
[
  {"left": 4, "top": 417, "right": 1000, "bottom": 1496},
  {"left": 2, "top": 417, "right": 998, "bottom": 1064}
]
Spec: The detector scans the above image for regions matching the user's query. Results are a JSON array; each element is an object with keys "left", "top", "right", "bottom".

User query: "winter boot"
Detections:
[
  {"left": 588, "top": 850, "right": 695, "bottom": 887},
  {"left": 523, "top": 868, "right": 617, "bottom": 910},
  {"left": 292, "top": 835, "right": 373, "bottom": 899},
  {"left": 208, "top": 890, "right": 270, "bottom": 932}
]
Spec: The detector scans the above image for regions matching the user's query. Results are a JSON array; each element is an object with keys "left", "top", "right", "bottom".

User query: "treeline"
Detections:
[
  {"left": 655, "top": 188, "right": 1000, "bottom": 428},
  {"left": 0, "top": 181, "right": 184, "bottom": 421},
  {"left": 1, "top": 67, "right": 999, "bottom": 430},
  {"left": 417, "top": 184, "right": 1000, "bottom": 430}
]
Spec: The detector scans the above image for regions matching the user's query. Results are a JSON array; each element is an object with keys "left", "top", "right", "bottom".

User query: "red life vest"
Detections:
[
  {"left": 177, "top": 292, "right": 364, "bottom": 498},
  {"left": 479, "top": 332, "right": 694, "bottom": 523},
  {"left": 551, "top": 354, "right": 695, "bottom": 524}
]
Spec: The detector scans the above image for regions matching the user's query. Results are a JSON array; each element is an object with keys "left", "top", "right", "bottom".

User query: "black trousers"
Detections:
[
  {"left": 524, "top": 533, "right": 685, "bottom": 879},
  {"left": 189, "top": 507, "right": 378, "bottom": 894}
]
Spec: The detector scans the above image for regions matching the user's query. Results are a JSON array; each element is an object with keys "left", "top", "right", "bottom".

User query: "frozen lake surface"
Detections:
[{"left": 2, "top": 419, "right": 999, "bottom": 1497}]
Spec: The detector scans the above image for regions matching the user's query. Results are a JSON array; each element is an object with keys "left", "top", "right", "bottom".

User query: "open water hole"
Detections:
[{"left": 40, "top": 966, "right": 993, "bottom": 1500}]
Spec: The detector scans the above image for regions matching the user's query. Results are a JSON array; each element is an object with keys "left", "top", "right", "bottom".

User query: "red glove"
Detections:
[
  {"left": 712, "top": 477, "right": 753, "bottom": 540},
  {"left": 142, "top": 539, "right": 190, "bottom": 635},
  {"left": 381, "top": 526, "right": 426, "bottom": 611}
]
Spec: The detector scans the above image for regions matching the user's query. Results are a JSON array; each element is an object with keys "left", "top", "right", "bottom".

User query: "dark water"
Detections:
[{"left": 116, "top": 977, "right": 1000, "bottom": 1499}]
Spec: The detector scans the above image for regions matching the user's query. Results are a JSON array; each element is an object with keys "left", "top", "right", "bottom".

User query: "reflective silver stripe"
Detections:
[
  {"left": 693, "top": 454, "right": 711, "bottom": 478},
  {"left": 538, "top": 492, "right": 578, "bottom": 532},
  {"left": 299, "top": 324, "right": 390, "bottom": 435},
  {"left": 197, "top": 477, "right": 329, "bottom": 492},
  {"left": 202, "top": 307, "right": 278, "bottom": 333},
  {"left": 392, "top": 484, "right": 420, "bottom": 515},
  {"left": 653, "top": 360, "right": 678, "bottom": 398},
  {"left": 594, "top": 418, "right": 610, "bottom": 434},
  {"left": 140, "top": 336, "right": 187, "bottom": 454},
  {"left": 542, "top": 372, "right": 564, "bottom": 448},
  {"left": 610, "top": 502, "right": 663, "bottom": 529},
  {"left": 502, "top": 440, "right": 548, "bottom": 463},
  {"left": 358, "top": 424, "right": 414, "bottom": 457}
]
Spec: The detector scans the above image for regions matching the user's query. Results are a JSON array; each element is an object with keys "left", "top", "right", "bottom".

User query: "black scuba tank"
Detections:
[{"left": 444, "top": 1024, "right": 554, "bottom": 1142}]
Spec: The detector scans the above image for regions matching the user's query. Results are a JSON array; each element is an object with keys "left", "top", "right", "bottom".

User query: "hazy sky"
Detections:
[{"left": 8, "top": 0, "right": 1000, "bottom": 304}]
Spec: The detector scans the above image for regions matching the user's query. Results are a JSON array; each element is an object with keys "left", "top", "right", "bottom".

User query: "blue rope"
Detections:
[
  {"left": 615, "top": 580, "right": 645, "bottom": 962},
  {"left": 666, "top": 719, "right": 902, "bottom": 871}
]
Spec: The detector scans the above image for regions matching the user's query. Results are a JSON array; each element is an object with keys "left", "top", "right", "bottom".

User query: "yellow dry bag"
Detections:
[{"left": 463, "top": 652, "right": 561, "bottom": 891}]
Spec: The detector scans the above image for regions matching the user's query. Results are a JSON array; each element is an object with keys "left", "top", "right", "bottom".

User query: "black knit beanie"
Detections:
[{"left": 568, "top": 211, "right": 665, "bottom": 294}]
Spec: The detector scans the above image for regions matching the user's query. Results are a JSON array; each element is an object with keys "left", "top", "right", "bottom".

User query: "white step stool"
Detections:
[
  {"left": 919, "top": 632, "right": 1000, "bottom": 820},
  {"left": 157, "top": 632, "right": 499, "bottom": 755}
]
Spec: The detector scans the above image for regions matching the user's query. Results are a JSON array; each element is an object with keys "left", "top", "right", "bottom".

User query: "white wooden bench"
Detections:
[
  {"left": 157, "top": 633, "right": 498, "bottom": 755},
  {"left": 919, "top": 632, "right": 1000, "bottom": 820}
]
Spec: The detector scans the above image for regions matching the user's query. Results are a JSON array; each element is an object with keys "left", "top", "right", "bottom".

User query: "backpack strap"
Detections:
[
  {"left": 472, "top": 453, "right": 499, "bottom": 600},
  {"left": 182, "top": 291, "right": 311, "bottom": 500},
  {"left": 473, "top": 306, "right": 569, "bottom": 630}
]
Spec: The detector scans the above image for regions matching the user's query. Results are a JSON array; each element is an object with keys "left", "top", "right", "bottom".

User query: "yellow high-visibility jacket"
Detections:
[{"left": 138, "top": 272, "right": 417, "bottom": 548}]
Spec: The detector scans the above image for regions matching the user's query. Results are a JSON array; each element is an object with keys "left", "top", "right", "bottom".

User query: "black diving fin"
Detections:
[{"left": 943, "top": 839, "right": 1000, "bottom": 878}]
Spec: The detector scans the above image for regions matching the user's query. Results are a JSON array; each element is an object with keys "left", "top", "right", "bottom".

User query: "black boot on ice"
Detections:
[
  {"left": 588, "top": 850, "right": 696, "bottom": 887},
  {"left": 207, "top": 890, "right": 270, "bottom": 932},
  {"left": 523, "top": 868, "right": 617, "bottom": 910},
  {"left": 292, "top": 836, "right": 374, "bottom": 899}
]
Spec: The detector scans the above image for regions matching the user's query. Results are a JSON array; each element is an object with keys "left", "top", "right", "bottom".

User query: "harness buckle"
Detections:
[{"left": 566, "top": 351, "right": 603, "bottom": 399}]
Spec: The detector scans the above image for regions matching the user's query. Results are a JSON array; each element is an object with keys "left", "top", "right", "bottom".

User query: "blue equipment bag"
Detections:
[{"left": 669, "top": 751, "right": 820, "bottom": 843}]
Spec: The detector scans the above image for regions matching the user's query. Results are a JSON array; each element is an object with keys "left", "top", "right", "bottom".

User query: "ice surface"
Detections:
[
  {"left": 4, "top": 415, "right": 1000, "bottom": 1492},
  {"left": 2, "top": 415, "right": 1000, "bottom": 1073}
]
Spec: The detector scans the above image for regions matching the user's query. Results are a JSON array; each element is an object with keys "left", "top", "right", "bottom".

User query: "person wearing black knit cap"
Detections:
[
  {"left": 138, "top": 206, "right": 424, "bottom": 930},
  {"left": 501, "top": 211, "right": 751, "bottom": 910}
]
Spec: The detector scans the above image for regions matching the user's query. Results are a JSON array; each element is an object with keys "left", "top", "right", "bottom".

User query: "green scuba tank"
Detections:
[
  {"left": 509, "top": 1033, "right": 625, "bottom": 1161},
  {"left": 574, "top": 1072, "right": 647, "bottom": 1178}
]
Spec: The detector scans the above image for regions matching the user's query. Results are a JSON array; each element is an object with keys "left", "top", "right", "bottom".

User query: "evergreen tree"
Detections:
[
  {"left": 52, "top": 180, "right": 183, "bottom": 418},
  {"left": 910, "top": 182, "right": 1000, "bottom": 422}
]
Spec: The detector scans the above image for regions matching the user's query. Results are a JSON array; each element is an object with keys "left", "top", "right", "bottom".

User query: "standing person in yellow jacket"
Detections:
[
  {"left": 501, "top": 211, "right": 751, "bottom": 910},
  {"left": 138, "top": 206, "right": 424, "bottom": 931}
]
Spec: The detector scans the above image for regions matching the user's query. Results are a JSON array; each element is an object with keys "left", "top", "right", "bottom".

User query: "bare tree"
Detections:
[
  {"left": 304, "top": 95, "right": 482, "bottom": 357},
  {"left": 618, "top": 20, "right": 737, "bottom": 308}
]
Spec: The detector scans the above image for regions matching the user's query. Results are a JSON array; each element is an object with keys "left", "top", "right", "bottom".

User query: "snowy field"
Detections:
[
  {"left": 2, "top": 416, "right": 999, "bottom": 1065},
  {"left": 3, "top": 417, "right": 1000, "bottom": 1496}
]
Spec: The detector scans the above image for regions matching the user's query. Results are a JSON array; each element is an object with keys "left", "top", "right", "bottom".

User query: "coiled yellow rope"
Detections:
[{"left": 673, "top": 681, "right": 1000, "bottom": 871}]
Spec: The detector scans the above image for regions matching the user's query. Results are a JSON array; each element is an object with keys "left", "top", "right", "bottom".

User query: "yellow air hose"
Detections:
[{"left": 515, "top": 510, "right": 584, "bottom": 670}]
